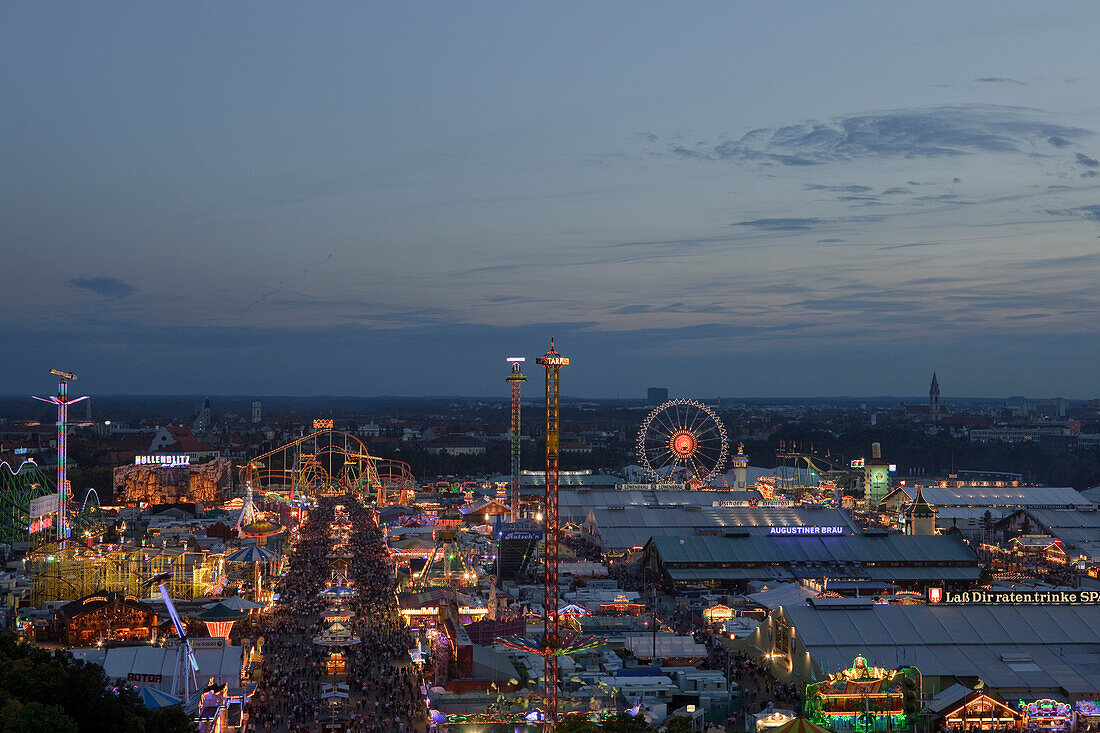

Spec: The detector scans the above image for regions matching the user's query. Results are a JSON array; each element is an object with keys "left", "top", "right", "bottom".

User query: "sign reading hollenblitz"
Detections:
[{"left": 930, "top": 589, "right": 1100, "bottom": 605}]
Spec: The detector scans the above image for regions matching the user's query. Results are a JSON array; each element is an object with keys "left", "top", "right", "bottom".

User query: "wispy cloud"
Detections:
[
  {"left": 975, "top": 76, "right": 1025, "bottom": 85},
  {"left": 1076, "top": 152, "right": 1099, "bottom": 168},
  {"left": 731, "top": 217, "right": 822, "bottom": 231},
  {"left": 1044, "top": 205, "right": 1100, "bottom": 222},
  {"left": 804, "top": 183, "right": 873, "bottom": 193},
  {"left": 660, "top": 104, "right": 1092, "bottom": 165},
  {"left": 69, "top": 276, "right": 137, "bottom": 299}
]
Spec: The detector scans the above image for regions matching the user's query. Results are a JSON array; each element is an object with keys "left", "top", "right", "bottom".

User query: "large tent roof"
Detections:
[{"left": 780, "top": 603, "right": 1100, "bottom": 695}]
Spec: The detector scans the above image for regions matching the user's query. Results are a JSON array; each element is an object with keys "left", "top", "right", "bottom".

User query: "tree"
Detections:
[
  {"left": 601, "top": 711, "right": 650, "bottom": 733},
  {"left": 0, "top": 636, "right": 195, "bottom": 733},
  {"left": 662, "top": 716, "right": 693, "bottom": 733},
  {"left": 0, "top": 696, "right": 77, "bottom": 733},
  {"left": 557, "top": 715, "right": 597, "bottom": 733}
]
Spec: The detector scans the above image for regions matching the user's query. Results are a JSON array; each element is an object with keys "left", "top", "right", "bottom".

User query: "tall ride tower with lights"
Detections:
[
  {"left": 535, "top": 340, "right": 568, "bottom": 726},
  {"left": 506, "top": 357, "right": 527, "bottom": 522},
  {"left": 32, "top": 370, "right": 88, "bottom": 545}
]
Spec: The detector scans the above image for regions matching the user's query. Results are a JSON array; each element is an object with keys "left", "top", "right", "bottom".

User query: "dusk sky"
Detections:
[{"left": 4, "top": 3, "right": 1100, "bottom": 398}]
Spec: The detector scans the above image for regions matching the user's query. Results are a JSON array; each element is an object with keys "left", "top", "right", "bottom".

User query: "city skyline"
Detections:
[{"left": 4, "top": 3, "right": 1100, "bottom": 397}]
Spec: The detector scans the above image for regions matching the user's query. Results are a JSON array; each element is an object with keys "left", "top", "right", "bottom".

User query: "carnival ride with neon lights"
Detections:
[
  {"left": 70, "top": 488, "right": 110, "bottom": 543},
  {"left": 29, "top": 541, "right": 225, "bottom": 605},
  {"left": 408, "top": 507, "right": 479, "bottom": 591},
  {"left": 240, "top": 429, "right": 414, "bottom": 505},
  {"left": 802, "top": 655, "right": 919, "bottom": 732},
  {"left": 637, "top": 399, "right": 729, "bottom": 486},
  {"left": 0, "top": 458, "right": 56, "bottom": 546},
  {"left": 774, "top": 447, "right": 861, "bottom": 498},
  {"left": 144, "top": 571, "right": 200, "bottom": 700},
  {"left": 33, "top": 369, "right": 88, "bottom": 544}
]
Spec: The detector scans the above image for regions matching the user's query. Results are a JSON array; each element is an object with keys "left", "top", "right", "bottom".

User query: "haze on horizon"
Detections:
[{"left": 3, "top": 2, "right": 1100, "bottom": 399}]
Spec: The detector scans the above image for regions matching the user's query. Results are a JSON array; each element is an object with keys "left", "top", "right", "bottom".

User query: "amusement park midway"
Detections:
[
  {"left": 249, "top": 495, "right": 427, "bottom": 733},
  {"left": 5, "top": 357, "right": 1100, "bottom": 733}
]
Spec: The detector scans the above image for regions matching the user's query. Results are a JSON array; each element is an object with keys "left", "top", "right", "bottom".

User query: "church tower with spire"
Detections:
[{"left": 929, "top": 372, "right": 941, "bottom": 420}]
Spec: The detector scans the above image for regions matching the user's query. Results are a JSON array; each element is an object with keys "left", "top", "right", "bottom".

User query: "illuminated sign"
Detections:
[
  {"left": 506, "top": 357, "right": 526, "bottom": 363},
  {"left": 714, "top": 499, "right": 794, "bottom": 508},
  {"left": 313, "top": 418, "right": 334, "bottom": 429},
  {"left": 500, "top": 530, "right": 543, "bottom": 541},
  {"left": 536, "top": 356, "right": 570, "bottom": 366},
  {"left": 928, "top": 587, "right": 943, "bottom": 603},
  {"left": 134, "top": 455, "right": 190, "bottom": 467},
  {"left": 939, "top": 589, "right": 1100, "bottom": 605},
  {"left": 851, "top": 458, "right": 865, "bottom": 469},
  {"left": 28, "top": 514, "right": 55, "bottom": 533},
  {"left": 620, "top": 482, "right": 688, "bottom": 491},
  {"left": 888, "top": 464, "right": 897, "bottom": 472},
  {"left": 769, "top": 526, "right": 845, "bottom": 536},
  {"left": 127, "top": 673, "right": 163, "bottom": 684},
  {"left": 29, "top": 493, "right": 60, "bottom": 518}
]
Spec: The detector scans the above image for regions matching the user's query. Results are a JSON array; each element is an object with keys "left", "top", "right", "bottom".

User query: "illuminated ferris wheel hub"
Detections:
[
  {"left": 637, "top": 398, "right": 728, "bottom": 485},
  {"left": 670, "top": 430, "right": 697, "bottom": 458}
]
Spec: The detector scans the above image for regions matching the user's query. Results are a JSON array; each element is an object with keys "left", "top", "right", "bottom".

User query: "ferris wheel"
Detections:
[{"left": 637, "top": 399, "right": 729, "bottom": 485}]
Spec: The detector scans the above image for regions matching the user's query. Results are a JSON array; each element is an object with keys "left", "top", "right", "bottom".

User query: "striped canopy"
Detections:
[
  {"left": 204, "top": 595, "right": 265, "bottom": 611},
  {"left": 137, "top": 686, "right": 182, "bottom": 709},
  {"left": 225, "top": 545, "right": 278, "bottom": 563}
]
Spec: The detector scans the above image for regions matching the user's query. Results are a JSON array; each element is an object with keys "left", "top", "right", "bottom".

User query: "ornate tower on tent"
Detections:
[
  {"left": 864, "top": 442, "right": 890, "bottom": 506},
  {"left": 535, "top": 339, "right": 568, "bottom": 727},
  {"left": 732, "top": 443, "right": 749, "bottom": 490},
  {"left": 904, "top": 486, "right": 937, "bottom": 535}
]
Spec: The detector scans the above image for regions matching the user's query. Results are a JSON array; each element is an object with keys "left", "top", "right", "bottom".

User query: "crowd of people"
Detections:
[
  {"left": 245, "top": 496, "right": 427, "bottom": 733},
  {"left": 703, "top": 640, "right": 803, "bottom": 729}
]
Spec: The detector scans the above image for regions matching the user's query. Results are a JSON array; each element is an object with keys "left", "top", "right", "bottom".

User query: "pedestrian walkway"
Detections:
[{"left": 246, "top": 496, "right": 428, "bottom": 733}]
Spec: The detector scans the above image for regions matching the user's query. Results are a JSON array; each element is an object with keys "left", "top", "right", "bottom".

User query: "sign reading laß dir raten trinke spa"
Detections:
[{"left": 927, "top": 588, "right": 1100, "bottom": 604}]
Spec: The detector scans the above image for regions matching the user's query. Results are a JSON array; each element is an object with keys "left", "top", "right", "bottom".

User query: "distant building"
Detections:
[
  {"left": 969, "top": 426, "right": 1067, "bottom": 444},
  {"left": 422, "top": 434, "right": 486, "bottom": 456},
  {"left": 192, "top": 398, "right": 212, "bottom": 434},
  {"left": 251, "top": 400, "right": 261, "bottom": 424},
  {"left": 929, "top": 371, "right": 941, "bottom": 417},
  {"left": 647, "top": 387, "right": 669, "bottom": 405}
]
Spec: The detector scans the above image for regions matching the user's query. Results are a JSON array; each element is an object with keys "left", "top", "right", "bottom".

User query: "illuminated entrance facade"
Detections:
[
  {"left": 939, "top": 692, "right": 1023, "bottom": 732},
  {"left": 803, "top": 655, "right": 916, "bottom": 731}
]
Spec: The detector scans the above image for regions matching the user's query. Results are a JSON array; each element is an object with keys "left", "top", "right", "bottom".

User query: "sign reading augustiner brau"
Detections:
[{"left": 932, "top": 589, "right": 1100, "bottom": 604}]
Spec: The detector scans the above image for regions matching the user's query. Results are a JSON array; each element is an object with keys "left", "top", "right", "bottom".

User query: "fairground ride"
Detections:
[
  {"left": 637, "top": 399, "right": 729, "bottom": 487},
  {"left": 28, "top": 542, "right": 224, "bottom": 605},
  {"left": 70, "top": 488, "right": 109, "bottom": 542},
  {"left": 774, "top": 450, "right": 861, "bottom": 498},
  {"left": 240, "top": 429, "right": 414, "bottom": 505},
  {"left": 0, "top": 459, "right": 58, "bottom": 548}
]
